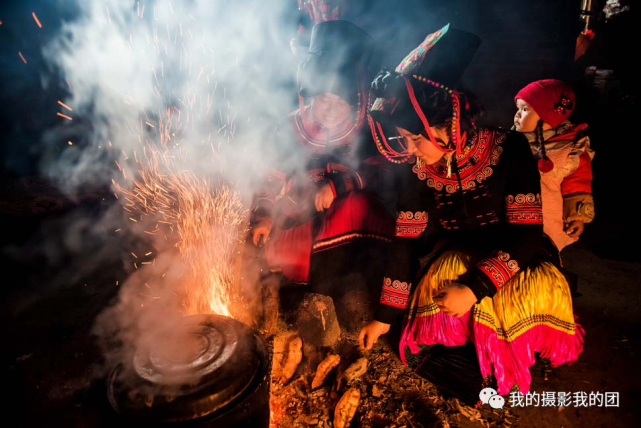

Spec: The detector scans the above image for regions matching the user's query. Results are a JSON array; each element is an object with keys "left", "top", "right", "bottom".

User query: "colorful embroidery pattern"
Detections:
[
  {"left": 380, "top": 277, "right": 411, "bottom": 308},
  {"left": 396, "top": 211, "right": 428, "bottom": 237},
  {"left": 475, "top": 311, "right": 577, "bottom": 341},
  {"left": 395, "top": 24, "right": 448, "bottom": 75},
  {"left": 413, "top": 129, "right": 505, "bottom": 193},
  {"left": 506, "top": 193, "right": 543, "bottom": 224},
  {"left": 312, "top": 232, "right": 392, "bottom": 252},
  {"left": 477, "top": 251, "right": 520, "bottom": 289}
]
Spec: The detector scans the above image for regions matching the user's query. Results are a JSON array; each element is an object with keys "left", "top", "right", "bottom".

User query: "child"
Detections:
[{"left": 514, "top": 79, "right": 595, "bottom": 251}]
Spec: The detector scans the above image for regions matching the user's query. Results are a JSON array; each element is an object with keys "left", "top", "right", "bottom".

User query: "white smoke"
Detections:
[{"left": 38, "top": 0, "right": 302, "bottom": 378}]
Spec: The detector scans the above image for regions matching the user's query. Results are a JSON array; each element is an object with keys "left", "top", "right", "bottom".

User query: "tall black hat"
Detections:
[
  {"left": 297, "top": 20, "right": 375, "bottom": 105},
  {"left": 369, "top": 24, "right": 481, "bottom": 162}
]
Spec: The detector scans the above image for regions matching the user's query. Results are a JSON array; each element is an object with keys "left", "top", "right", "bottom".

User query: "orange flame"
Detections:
[{"left": 113, "top": 108, "right": 246, "bottom": 317}]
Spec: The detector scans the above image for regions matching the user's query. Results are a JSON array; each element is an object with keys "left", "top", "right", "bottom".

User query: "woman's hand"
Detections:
[
  {"left": 565, "top": 220, "right": 585, "bottom": 238},
  {"left": 251, "top": 218, "right": 273, "bottom": 246},
  {"left": 433, "top": 283, "right": 477, "bottom": 317},
  {"left": 315, "top": 183, "right": 336, "bottom": 211},
  {"left": 358, "top": 320, "right": 390, "bottom": 350}
]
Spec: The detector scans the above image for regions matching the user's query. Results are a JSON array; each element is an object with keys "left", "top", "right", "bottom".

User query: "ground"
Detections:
[{"left": 2, "top": 178, "right": 640, "bottom": 428}]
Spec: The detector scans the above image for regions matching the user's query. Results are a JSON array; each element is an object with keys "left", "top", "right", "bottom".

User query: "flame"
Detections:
[{"left": 113, "top": 108, "right": 246, "bottom": 317}]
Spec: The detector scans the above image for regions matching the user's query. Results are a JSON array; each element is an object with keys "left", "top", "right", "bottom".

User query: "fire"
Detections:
[{"left": 113, "top": 108, "right": 247, "bottom": 318}]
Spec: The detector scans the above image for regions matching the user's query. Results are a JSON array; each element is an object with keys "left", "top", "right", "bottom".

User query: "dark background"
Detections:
[{"left": 1, "top": 1, "right": 639, "bottom": 426}]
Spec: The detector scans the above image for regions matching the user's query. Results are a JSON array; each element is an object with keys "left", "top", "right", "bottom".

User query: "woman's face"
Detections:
[
  {"left": 514, "top": 99, "right": 541, "bottom": 132},
  {"left": 396, "top": 126, "right": 451, "bottom": 165},
  {"left": 310, "top": 93, "right": 352, "bottom": 129}
]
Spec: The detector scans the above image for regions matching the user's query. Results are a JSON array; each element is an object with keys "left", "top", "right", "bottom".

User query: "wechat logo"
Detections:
[{"left": 479, "top": 387, "right": 505, "bottom": 409}]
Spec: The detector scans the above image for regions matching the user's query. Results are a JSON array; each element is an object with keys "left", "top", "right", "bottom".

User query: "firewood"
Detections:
[
  {"left": 280, "top": 336, "right": 303, "bottom": 383},
  {"left": 271, "top": 331, "right": 298, "bottom": 381},
  {"left": 334, "top": 387, "right": 360, "bottom": 428},
  {"left": 261, "top": 274, "right": 280, "bottom": 337},
  {"left": 311, "top": 353, "right": 340, "bottom": 390},
  {"left": 337, "top": 357, "right": 368, "bottom": 390}
]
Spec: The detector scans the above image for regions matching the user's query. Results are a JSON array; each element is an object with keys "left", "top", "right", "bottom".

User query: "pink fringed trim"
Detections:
[
  {"left": 399, "top": 310, "right": 474, "bottom": 364},
  {"left": 474, "top": 319, "right": 584, "bottom": 395},
  {"left": 400, "top": 312, "right": 585, "bottom": 396}
]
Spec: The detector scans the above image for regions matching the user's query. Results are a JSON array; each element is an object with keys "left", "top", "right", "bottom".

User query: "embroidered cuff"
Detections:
[
  {"left": 506, "top": 193, "right": 543, "bottom": 224},
  {"left": 475, "top": 251, "right": 520, "bottom": 292},
  {"left": 395, "top": 211, "right": 428, "bottom": 238},
  {"left": 563, "top": 193, "right": 595, "bottom": 223},
  {"left": 379, "top": 277, "right": 411, "bottom": 309}
]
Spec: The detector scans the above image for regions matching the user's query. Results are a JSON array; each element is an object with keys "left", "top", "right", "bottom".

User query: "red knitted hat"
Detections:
[{"left": 514, "top": 79, "right": 576, "bottom": 128}]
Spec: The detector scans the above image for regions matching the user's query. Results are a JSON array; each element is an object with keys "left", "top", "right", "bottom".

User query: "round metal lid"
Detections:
[{"left": 108, "top": 314, "right": 268, "bottom": 422}]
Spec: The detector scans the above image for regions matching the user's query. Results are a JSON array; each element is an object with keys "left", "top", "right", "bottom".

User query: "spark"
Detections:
[
  {"left": 18, "top": 52, "right": 27, "bottom": 64},
  {"left": 32, "top": 12, "right": 42, "bottom": 28},
  {"left": 113, "top": 109, "right": 247, "bottom": 316},
  {"left": 67, "top": 141, "right": 73, "bottom": 146},
  {"left": 57, "top": 100, "right": 73, "bottom": 111},
  {"left": 57, "top": 112, "right": 72, "bottom": 121}
]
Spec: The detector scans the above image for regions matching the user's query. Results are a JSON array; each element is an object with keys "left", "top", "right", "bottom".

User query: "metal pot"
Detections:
[{"left": 107, "top": 314, "right": 270, "bottom": 427}]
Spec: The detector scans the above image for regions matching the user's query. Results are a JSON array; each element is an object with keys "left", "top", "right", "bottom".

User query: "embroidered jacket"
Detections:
[{"left": 377, "top": 128, "right": 545, "bottom": 324}]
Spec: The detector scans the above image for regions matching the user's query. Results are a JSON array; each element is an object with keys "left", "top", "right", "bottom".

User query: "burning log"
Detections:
[
  {"left": 338, "top": 357, "right": 368, "bottom": 391},
  {"left": 280, "top": 336, "right": 303, "bottom": 384},
  {"left": 271, "top": 331, "right": 303, "bottom": 384},
  {"left": 261, "top": 273, "right": 280, "bottom": 337},
  {"left": 295, "top": 293, "right": 341, "bottom": 348},
  {"left": 334, "top": 387, "right": 361, "bottom": 428},
  {"left": 311, "top": 353, "right": 340, "bottom": 390}
]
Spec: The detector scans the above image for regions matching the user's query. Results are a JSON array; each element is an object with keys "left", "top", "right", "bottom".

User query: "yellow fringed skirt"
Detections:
[{"left": 400, "top": 250, "right": 584, "bottom": 395}]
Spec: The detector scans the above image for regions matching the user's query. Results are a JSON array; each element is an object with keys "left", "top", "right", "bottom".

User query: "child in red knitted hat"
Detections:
[{"left": 514, "top": 79, "right": 595, "bottom": 251}]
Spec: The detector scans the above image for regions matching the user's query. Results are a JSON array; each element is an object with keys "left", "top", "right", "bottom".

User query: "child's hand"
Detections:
[
  {"left": 433, "top": 283, "right": 477, "bottom": 317},
  {"left": 565, "top": 220, "right": 585, "bottom": 238}
]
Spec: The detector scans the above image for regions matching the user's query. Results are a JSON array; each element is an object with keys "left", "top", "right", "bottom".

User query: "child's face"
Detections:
[{"left": 514, "top": 99, "right": 540, "bottom": 133}]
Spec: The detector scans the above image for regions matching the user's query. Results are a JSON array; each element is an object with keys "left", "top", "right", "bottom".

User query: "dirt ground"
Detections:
[{"left": 1, "top": 180, "right": 640, "bottom": 428}]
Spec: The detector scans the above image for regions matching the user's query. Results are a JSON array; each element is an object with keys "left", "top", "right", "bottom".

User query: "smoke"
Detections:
[
  {"left": 42, "top": 0, "right": 298, "bottom": 192},
  {"left": 34, "top": 0, "right": 303, "bottom": 381}
]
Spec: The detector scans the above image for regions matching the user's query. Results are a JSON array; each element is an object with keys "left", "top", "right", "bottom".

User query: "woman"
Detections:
[
  {"left": 358, "top": 24, "right": 584, "bottom": 399},
  {"left": 250, "top": 20, "right": 394, "bottom": 325}
]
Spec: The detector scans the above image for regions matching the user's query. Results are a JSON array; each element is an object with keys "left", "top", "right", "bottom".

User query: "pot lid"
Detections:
[{"left": 108, "top": 314, "right": 268, "bottom": 422}]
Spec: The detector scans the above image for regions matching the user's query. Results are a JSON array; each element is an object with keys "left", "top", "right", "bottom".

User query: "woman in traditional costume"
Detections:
[
  {"left": 358, "top": 24, "right": 584, "bottom": 400},
  {"left": 250, "top": 20, "right": 394, "bottom": 324}
]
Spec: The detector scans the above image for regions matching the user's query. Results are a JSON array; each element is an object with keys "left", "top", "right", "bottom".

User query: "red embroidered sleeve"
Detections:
[
  {"left": 476, "top": 251, "right": 520, "bottom": 290},
  {"left": 380, "top": 277, "right": 411, "bottom": 309},
  {"left": 505, "top": 193, "right": 542, "bottom": 225},
  {"left": 395, "top": 211, "right": 428, "bottom": 238}
]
